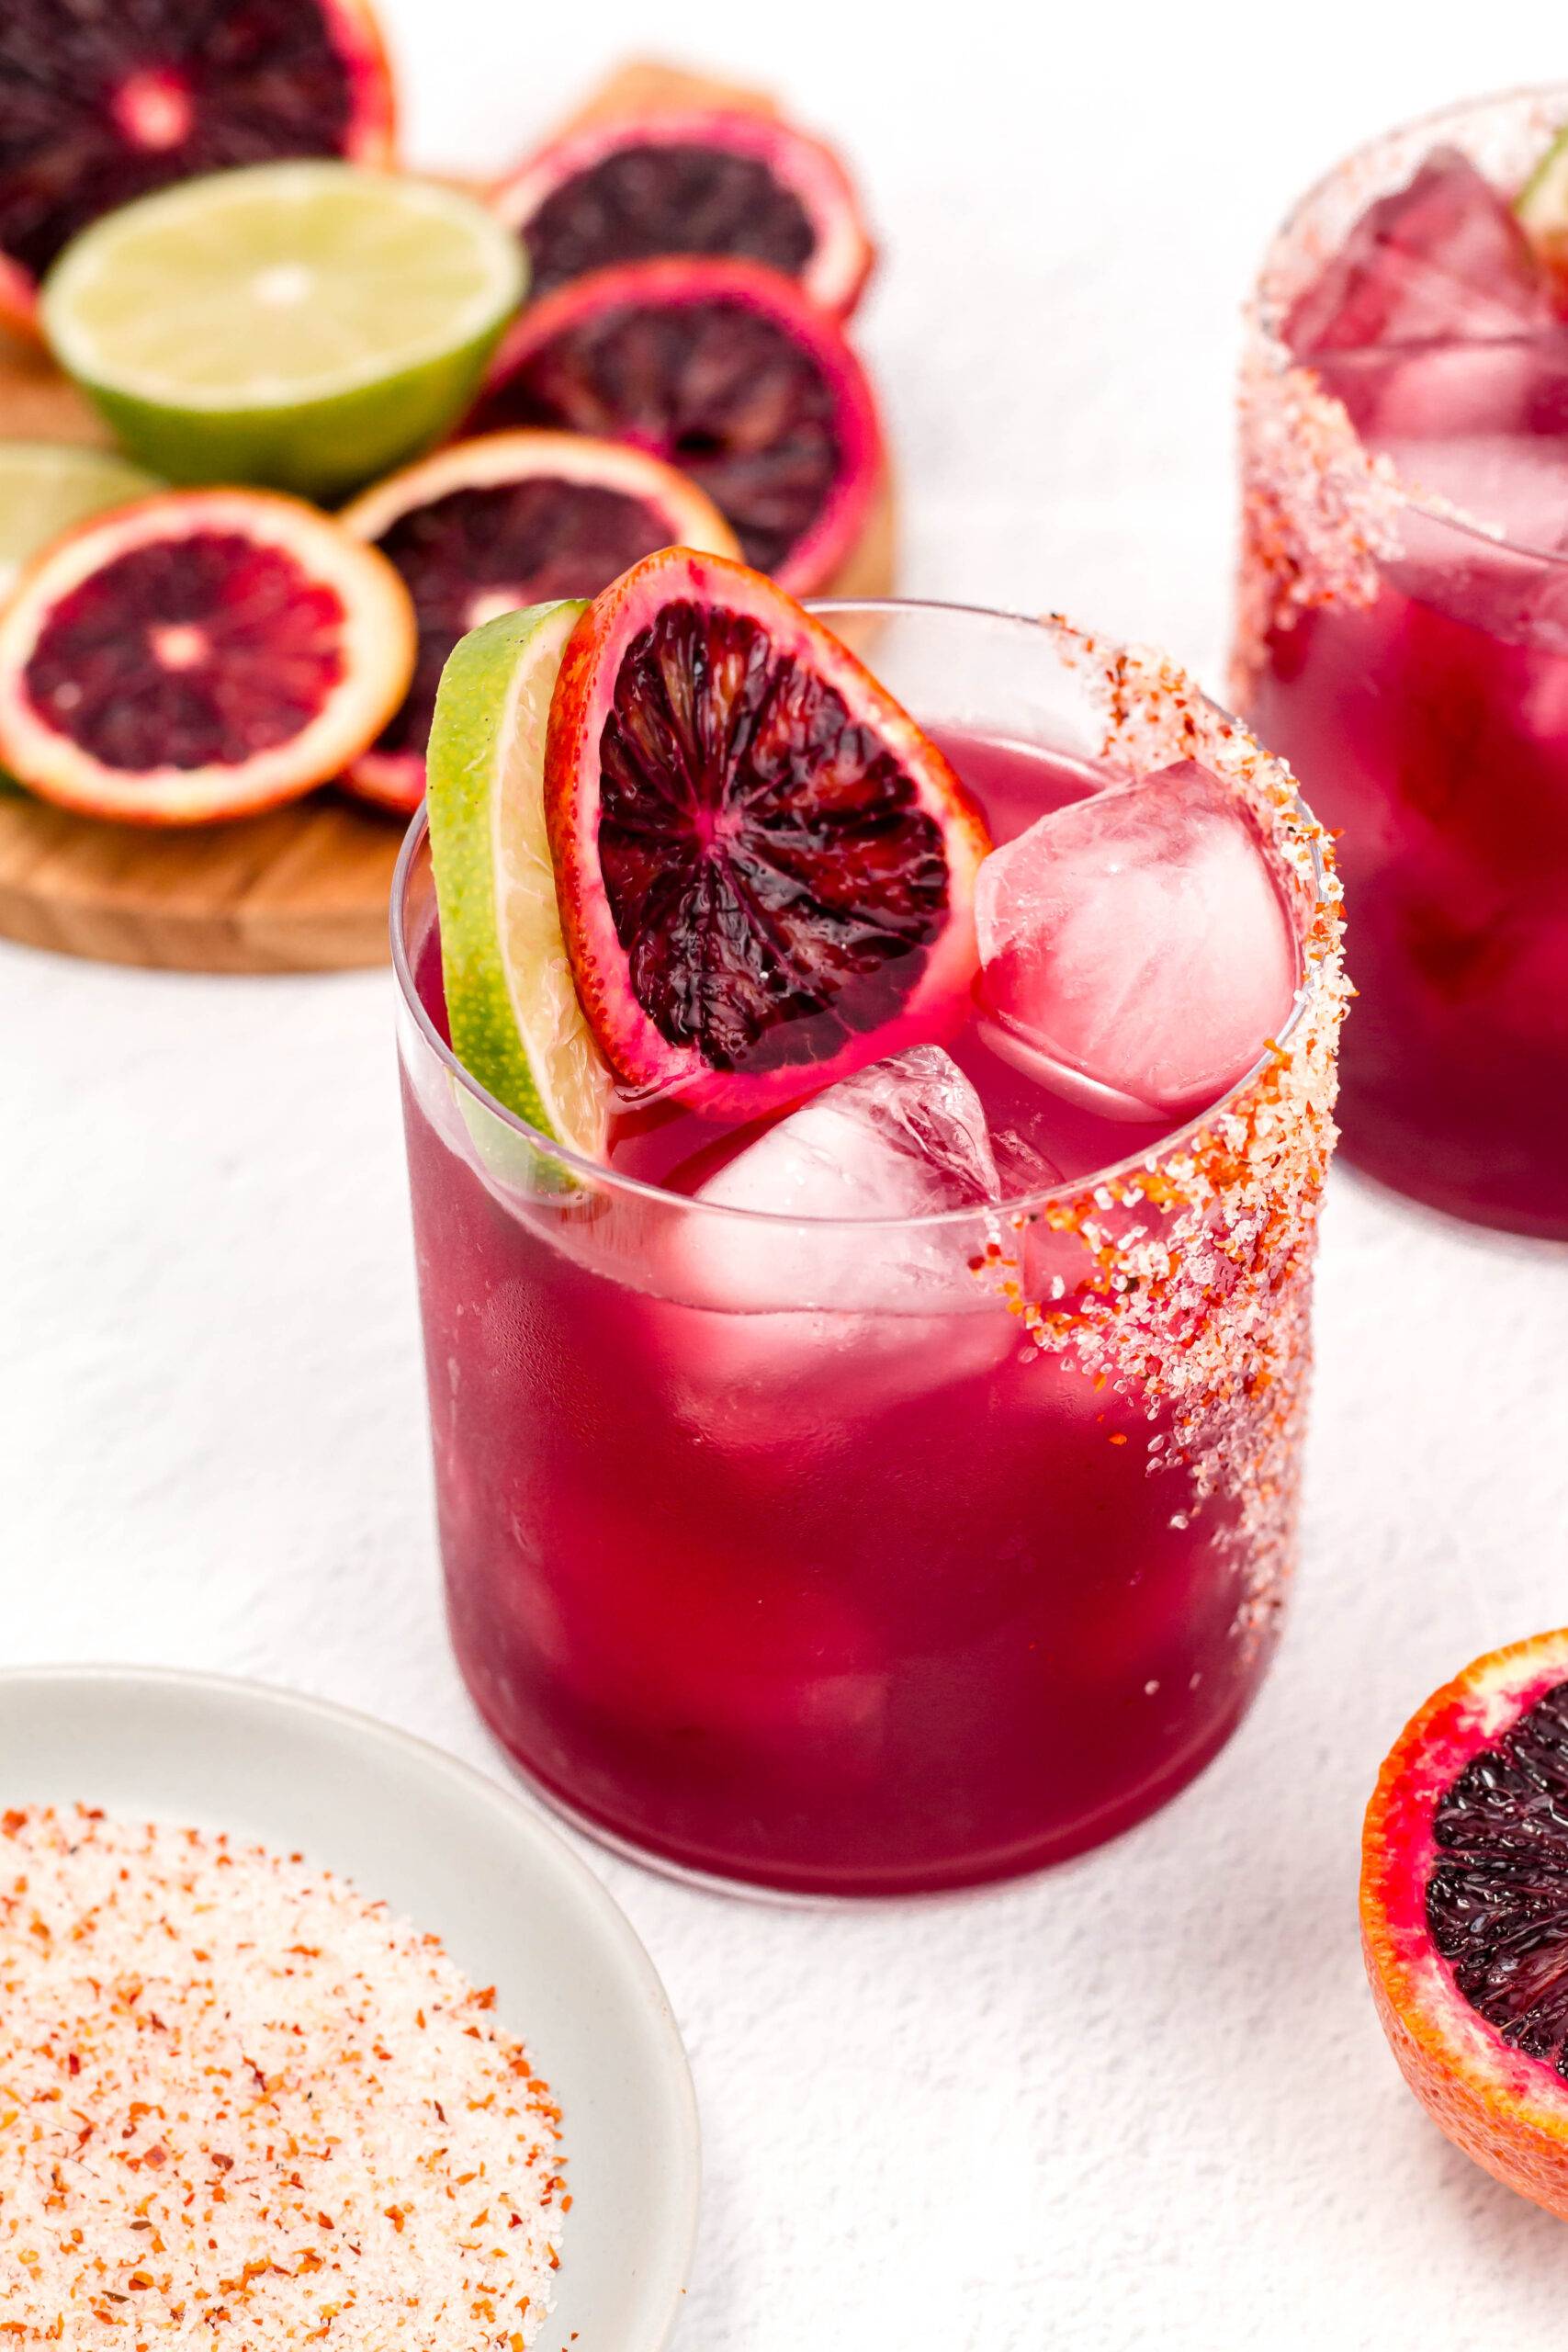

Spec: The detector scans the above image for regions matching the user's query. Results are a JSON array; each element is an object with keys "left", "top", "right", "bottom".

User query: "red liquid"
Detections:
[
  {"left": 1249, "top": 557, "right": 1568, "bottom": 1239},
  {"left": 400, "top": 732, "right": 1289, "bottom": 1894}
]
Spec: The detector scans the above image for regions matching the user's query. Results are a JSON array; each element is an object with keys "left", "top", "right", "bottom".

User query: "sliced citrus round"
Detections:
[
  {"left": 544, "top": 547, "right": 990, "bottom": 1115},
  {"left": 42, "top": 162, "right": 525, "bottom": 501},
  {"left": 0, "top": 487, "right": 415, "bottom": 824},
  {"left": 0, "top": 0, "right": 396, "bottom": 337},
  {"left": 0, "top": 442, "right": 164, "bottom": 605},
  {"left": 466, "top": 255, "right": 883, "bottom": 594},
  {"left": 1362, "top": 1627, "right": 1568, "bottom": 2220},
  {"left": 491, "top": 105, "right": 874, "bottom": 317},
  {"left": 425, "top": 599, "right": 613, "bottom": 1155},
  {"left": 338, "top": 428, "right": 739, "bottom": 815}
]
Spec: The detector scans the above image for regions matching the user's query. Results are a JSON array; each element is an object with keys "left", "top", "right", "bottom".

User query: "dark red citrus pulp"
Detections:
[
  {"left": 491, "top": 106, "right": 873, "bottom": 315},
  {"left": 543, "top": 548, "right": 989, "bottom": 1112},
  {"left": 25, "top": 533, "right": 344, "bottom": 771},
  {"left": 468, "top": 258, "right": 881, "bottom": 594}
]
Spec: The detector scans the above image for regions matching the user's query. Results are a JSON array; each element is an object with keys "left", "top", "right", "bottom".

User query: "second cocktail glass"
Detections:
[{"left": 1237, "top": 85, "right": 1568, "bottom": 1239}]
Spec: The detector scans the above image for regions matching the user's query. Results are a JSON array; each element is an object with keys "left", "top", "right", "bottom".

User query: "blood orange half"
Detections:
[
  {"left": 491, "top": 106, "right": 874, "bottom": 317},
  {"left": 0, "top": 0, "right": 397, "bottom": 335},
  {"left": 1362, "top": 1628, "right": 1568, "bottom": 2220},
  {"left": 466, "top": 256, "right": 884, "bottom": 596},
  {"left": 339, "top": 430, "right": 738, "bottom": 814},
  {"left": 0, "top": 488, "right": 414, "bottom": 824},
  {"left": 543, "top": 547, "right": 990, "bottom": 1114}
]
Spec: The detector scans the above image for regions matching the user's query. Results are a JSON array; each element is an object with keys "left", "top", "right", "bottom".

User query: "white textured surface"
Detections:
[{"left": 8, "top": 6, "right": 1568, "bottom": 2345}]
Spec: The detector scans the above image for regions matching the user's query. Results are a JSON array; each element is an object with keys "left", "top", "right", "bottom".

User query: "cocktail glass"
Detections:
[
  {"left": 1236, "top": 85, "right": 1568, "bottom": 1238},
  {"left": 393, "top": 600, "right": 1345, "bottom": 1897}
]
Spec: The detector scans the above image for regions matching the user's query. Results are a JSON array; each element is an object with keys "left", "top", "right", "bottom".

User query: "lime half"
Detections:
[
  {"left": 42, "top": 163, "right": 526, "bottom": 501},
  {"left": 1517, "top": 126, "right": 1568, "bottom": 255},
  {"left": 426, "top": 600, "right": 613, "bottom": 1160},
  {"left": 0, "top": 442, "right": 161, "bottom": 603}
]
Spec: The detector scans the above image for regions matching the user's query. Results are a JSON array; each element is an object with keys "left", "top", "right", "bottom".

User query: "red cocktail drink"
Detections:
[
  {"left": 1237, "top": 89, "right": 1568, "bottom": 1238},
  {"left": 395, "top": 597, "right": 1344, "bottom": 1895}
]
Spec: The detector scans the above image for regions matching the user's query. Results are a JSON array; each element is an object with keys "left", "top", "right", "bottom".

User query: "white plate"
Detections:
[{"left": 0, "top": 1664, "right": 700, "bottom": 2352}]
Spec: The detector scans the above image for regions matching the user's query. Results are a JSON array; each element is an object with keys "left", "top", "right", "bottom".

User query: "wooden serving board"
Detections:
[{"left": 0, "top": 60, "right": 897, "bottom": 975}]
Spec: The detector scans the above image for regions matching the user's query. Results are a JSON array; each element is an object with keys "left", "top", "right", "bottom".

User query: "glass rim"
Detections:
[
  {"left": 389, "top": 594, "right": 1331, "bottom": 1236},
  {"left": 1257, "top": 77, "right": 1568, "bottom": 567}
]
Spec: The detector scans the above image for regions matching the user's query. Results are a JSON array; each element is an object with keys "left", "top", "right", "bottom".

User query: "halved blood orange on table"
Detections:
[
  {"left": 1362, "top": 1629, "right": 1568, "bottom": 2219},
  {"left": 0, "top": 488, "right": 414, "bottom": 824},
  {"left": 466, "top": 256, "right": 884, "bottom": 595},
  {"left": 543, "top": 547, "right": 991, "bottom": 1114},
  {"left": 339, "top": 430, "right": 739, "bottom": 814},
  {"left": 491, "top": 106, "right": 874, "bottom": 317},
  {"left": 0, "top": 0, "right": 397, "bottom": 336}
]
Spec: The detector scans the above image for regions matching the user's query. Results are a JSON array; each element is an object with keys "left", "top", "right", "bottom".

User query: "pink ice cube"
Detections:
[
  {"left": 975, "top": 763, "right": 1300, "bottom": 1120},
  {"left": 1285, "top": 150, "right": 1554, "bottom": 358}
]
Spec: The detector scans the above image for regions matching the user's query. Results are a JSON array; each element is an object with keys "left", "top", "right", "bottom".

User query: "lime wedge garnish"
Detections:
[
  {"left": 41, "top": 163, "right": 525, "bottom": 501},
  {"left": 0, "top": 441, "right": 161, "bottom": 603},
  {"left": 1517, "top": 126, "right": 1568, "bottom": 248},
  {"left": 426, "top": 600, "right": 613, "bottom": 1159}
]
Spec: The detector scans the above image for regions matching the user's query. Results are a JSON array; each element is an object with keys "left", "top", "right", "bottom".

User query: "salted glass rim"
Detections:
[
  {"left": 389, "top": 595, "right": 1329, "bottom": 1234},
  {"left": 1257, "top": 77, "right": 1568, "bottom": 569}
]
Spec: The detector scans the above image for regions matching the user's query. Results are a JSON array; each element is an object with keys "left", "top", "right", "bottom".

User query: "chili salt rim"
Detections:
[
  {"left": 1235, "top": 82, "right": 1568, "bottom": 695},
  {"left": 0, "top": 1804, "right": 566, "bottom": 2346},
  {"left": 976, "top": 620, "right": 1348, "bottom": 1655}
]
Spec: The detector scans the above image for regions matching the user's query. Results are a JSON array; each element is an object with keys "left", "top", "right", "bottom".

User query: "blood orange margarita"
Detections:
[
  {"left": 1237, "top": 86, "right": 1568, "bottom": 1238},
  {"left": 393, "top": 596, "right": 1345, "bottom": 1895}
]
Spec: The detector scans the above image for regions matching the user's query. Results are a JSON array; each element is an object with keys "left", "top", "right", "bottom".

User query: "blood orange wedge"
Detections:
[
  {"left": 0, "top": 0, "right": 396, "bottom": 337},
  {"left": 339, "top": 430, "right": 738, "bottom": 814},
  {"left": 0, "top": 488, "right": 415, "bottom": 824},
  {"left": 543, "top": 547, "right": 990, "bottom": 1114},
  {"left": 466, "top": 257, "right": 884, "bottom": 595},
  {"left": 1361, "top": 1628, "right": 1568, "bottom": 2219},
  {"left": 491, "top": 106, "right": 874, "bottom": 317}
]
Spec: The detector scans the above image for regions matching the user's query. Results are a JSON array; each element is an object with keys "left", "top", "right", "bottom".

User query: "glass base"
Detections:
[
  {"left": 467, "top": 1681, "right": 1259, "bottom": 1906},
  {"left": 1336, "top": 1120, "right": 1568, "bottom": 1246}
]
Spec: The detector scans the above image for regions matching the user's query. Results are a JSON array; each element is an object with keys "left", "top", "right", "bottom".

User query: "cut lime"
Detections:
[
  {"left": 1517, "top": 126, "right": 1568, "bottom": 253},
  {"left": 425, "top": 600, "right": 613, "bottom": 1162},
  {"left": 0, "top": 442, "right": 162, "bottom": 603},
  {"left": 41, "top": 163, "right": 526, "bottom": 502}
]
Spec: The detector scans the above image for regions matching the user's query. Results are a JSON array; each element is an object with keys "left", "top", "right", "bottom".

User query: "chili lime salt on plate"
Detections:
[{"left": 0, "top": 1804, "right": 566, "bottom": 2346}]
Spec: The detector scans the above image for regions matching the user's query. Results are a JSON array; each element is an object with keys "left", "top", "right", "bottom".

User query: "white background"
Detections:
[{"left": 8, "top": 6, "right": 1568, "bottom": 2346}]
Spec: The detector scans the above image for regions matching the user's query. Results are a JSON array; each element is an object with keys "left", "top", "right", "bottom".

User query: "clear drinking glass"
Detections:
[
  {"left": 392, "top": 600, "right": 1346, "bottom": 1897},
  {"left": 1236, "top": 85, "right": 1568, "bottom": 1238}
]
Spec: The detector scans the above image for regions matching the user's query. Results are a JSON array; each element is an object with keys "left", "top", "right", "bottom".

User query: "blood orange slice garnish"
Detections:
[
  {"left": 1362, "top": 1628, "right": 1568, "bottom": 2220},
  {"left": 339, "top": 430, "right": 739, "bottom": 814},
  {"left": 0, "top": 488, "right": 415, "bottom": 824},
  {"left": 491, "top": 106, "right": 874, "bottom": 318},
  {"left": 466, "top": 256, "right": 884, "bottom": 595},
  {"left": 543, "top": 546, "right": 990, "bottom": 1114},
  {"left": 0, "top": 0, "right": 397, "bottom": 336}
]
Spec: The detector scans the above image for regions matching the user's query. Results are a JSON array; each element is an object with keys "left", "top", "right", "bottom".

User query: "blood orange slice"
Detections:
[
  {"left": 543, "top": 547, "right": 990, "bottom": 1114},
  {"left": 466, "top": 256, "right": 884, "bottom": 595},
  {"left": 0, "top": 0, "right": 397, "bottom": 336},
  {"left": 1362, "top": 1628, "right": 1568, "bottom": 2219},
  {"left": 339, "top": 430, "right": 739, "bottom": 814},
  {"left": 491, "top": 107, "right": 874, "bottom": 317},
  {"left": 0, "top": 488, "right": 414, "bottom": 824}
]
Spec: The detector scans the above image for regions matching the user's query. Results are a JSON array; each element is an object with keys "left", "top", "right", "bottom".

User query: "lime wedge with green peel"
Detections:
[
  {"left": 426, "top": 600, "right": 613, "bottom": 1163},
  {"left": 41, "top": 163, "right": 526, "bottom": 502},
  {"left": 0, "top": 442, "right": 162, "bottom": 604},
  {"left": 1517, "top": 127, "right": 1568, "bottom": 261}
]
